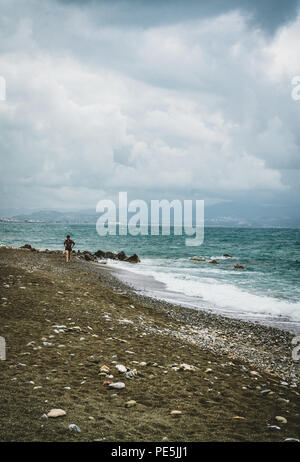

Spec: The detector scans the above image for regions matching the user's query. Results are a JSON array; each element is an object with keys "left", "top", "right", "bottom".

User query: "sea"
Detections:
[{"left": 1, "top": 222, "right": 300, "bottom": 333}]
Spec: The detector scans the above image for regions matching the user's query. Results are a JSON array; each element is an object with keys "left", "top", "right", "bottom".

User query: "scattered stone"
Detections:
[
  {"left": 275, "top": 416, "right": 287, "bottom": 424},
  {"left": 108, "top": 382, "right": 125, "bottom": 390},
  {"left": 277, "top": 398, "right": 290, "bottom": 404},
  {"left": 68, "top": 424, "right": 81, "bottom": 433},
  {"left": 250, "top": 371, "right": 260, "bottom": 377},
  {"left": 180, "top": 363, "right": 197, "bottom": 371},
  {"left": 119, "top": 319, "right": 134, "bottom": 325},
  {"left": 125, "top": 370, "right": 137, "bottom": 379},
  {"left": 102, "top": 381, "right": 112, "bottom": 387},
  {"left": 47, "top": 409, "right": 66, "bottom": 418},
  {"left": 100, "top": 365, "right": 110, "bottom": 374},
  {"left": 99, "top": 372, "right": 109, "bottom": 377},
  {"left": 170, "top": 410, "right": 182, "bottom": 417},
  {"left": 125, "top": 400, "right": 137, "bottom": 408},
  {"left": 115, "top": 365, "right": 127, "bottom": 373}
]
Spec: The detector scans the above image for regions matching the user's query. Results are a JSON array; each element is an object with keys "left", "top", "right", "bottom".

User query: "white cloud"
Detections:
[
  {"left": 0, "top": 1, "right": 299, "bottom": 210},
  {"left": 264, "top": 15, "right": 300, "bottom": 79}
]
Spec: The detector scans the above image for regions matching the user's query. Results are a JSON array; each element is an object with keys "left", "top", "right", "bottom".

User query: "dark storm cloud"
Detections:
[{"left": 57, "top": 0, "right": 300, "bottom": 33}]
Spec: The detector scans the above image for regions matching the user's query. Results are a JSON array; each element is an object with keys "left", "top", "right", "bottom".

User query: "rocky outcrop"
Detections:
[
  {"left": 223, "top": 254, "right": 233, "bottom": 258},
  {"left": 21, "top": 244, "right": 32, "bottom": 249},
  {"left": 190, "top": 257, "right": 206, "bottom": 261},
  {"left": 19, "top": 244, "right": 140, "bottom": 263},
  {"left": 105, "top": 251, "right": 117, "bottom": 260},
  {"left": 209, "top": 260, "right": 219, "bottom": 264},
  {"left": 116, "top": 251, "right": 127, "bottom": 261},
  {"left": 124, "top": 254, "right": 141, "bottom": 264},
  {"left": 20, "top": 244, "right": 38, "bottom": 251},
  {"left": 234, "top": 264, "right": 245, "bottom": 269},
  {"left": 94, "top": 249, "right": 106, "bottom": 258},
  {"left": 76, "top": 250, "right": 98, "bottom": 262},
  {"left": 92, "top": 250, "right": 140, "bottom": 263}
]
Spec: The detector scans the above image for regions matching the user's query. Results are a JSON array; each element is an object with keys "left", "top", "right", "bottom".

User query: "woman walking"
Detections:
[{"left": 64, "top": 234, "right": 75, "bottom": 263}]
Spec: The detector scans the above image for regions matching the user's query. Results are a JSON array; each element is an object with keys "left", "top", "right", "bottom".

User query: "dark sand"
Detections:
[{"left": 0, "top": 246, "right": 299, "bottom": 442}]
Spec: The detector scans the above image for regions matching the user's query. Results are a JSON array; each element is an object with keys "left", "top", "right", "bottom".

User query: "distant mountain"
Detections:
[
  {"left": 10, "top": 209, "right": 99, "bottom": 224},
  {"left": 1, "top": 200, "right": 299, "bottom": 227},
  {"left": 205, "top": 201, "right": 300, "bottom": 228}
]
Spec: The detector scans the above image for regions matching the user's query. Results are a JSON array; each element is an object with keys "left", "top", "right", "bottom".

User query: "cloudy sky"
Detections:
[{"left": 0, "top": 0, "right": 300, "bottom": 223}]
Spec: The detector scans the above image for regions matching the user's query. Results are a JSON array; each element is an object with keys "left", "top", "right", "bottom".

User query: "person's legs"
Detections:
[{"left": 65, "top": 250, "right": 70, "bottom": 262}]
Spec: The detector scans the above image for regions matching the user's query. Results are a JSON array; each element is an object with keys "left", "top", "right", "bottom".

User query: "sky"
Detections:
[{"left": 0, "top": 0, "right": 300, "bottom": 224}]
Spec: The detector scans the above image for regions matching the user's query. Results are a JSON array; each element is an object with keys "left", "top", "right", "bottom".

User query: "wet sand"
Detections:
[{"left": 0, "top": 246, "right": 299, "bottom": 442}]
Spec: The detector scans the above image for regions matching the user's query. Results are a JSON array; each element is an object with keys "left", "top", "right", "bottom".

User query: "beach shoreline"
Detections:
[
  {"left": 100, "top": 259, "right": 300, "bottom": 334},
  {"left": 0, "top": 246, "right": 299, "bottom": 442},
  {"left": 79, "top": 259, "right": 300, "bottom": 382}
]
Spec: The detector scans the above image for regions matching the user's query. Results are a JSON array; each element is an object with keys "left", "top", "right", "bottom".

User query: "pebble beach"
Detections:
[{"left": 0, "top": 246, "right": 299, "bottom": 442}]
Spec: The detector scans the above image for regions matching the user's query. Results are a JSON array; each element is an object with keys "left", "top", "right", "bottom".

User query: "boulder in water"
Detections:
[
  {"left": 105, "top": 251, "right": 117, "bottom": 259},
  {"left": 116, "top": 251, "right": 127, "bottom": 261},
  {"left": 94, "top": 249, "right": 106, "bottom": 258},
  {"left": 125, "top": 254, "right": 140, "bottom": 263}
]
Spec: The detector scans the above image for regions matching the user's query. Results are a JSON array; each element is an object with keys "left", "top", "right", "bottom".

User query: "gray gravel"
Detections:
[{"left": 73, "top": 257, "right": 300, "bottom": 385}]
